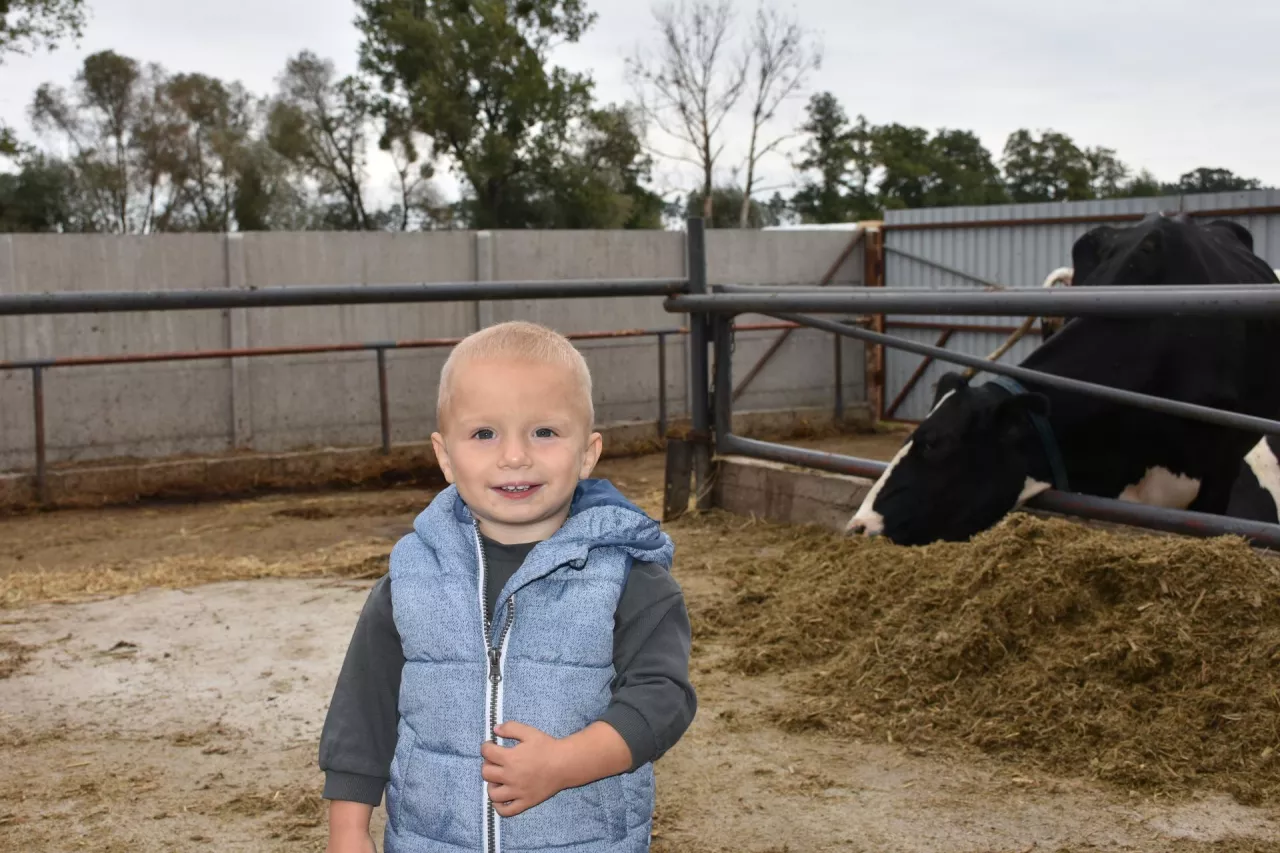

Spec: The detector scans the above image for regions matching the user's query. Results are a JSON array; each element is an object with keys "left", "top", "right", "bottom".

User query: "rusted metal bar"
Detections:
[
  {"left": 376, "top": 348, "right": 391, "bottom": 455},
  {"left": 31, "top": 365, "right": 46, "bottom": 504},
  {"left": 883, "top": 328, "right": 954, "bottom": 420},
  {"left": 879, "top": 205, "right": 1280, "bottom": 232},
  {"left": 656, "top": 331, "right": 668, "bottom": 438},
  {"left": 730, "top": 227, "right": 865, "bottom": 402},
  {"left": 865, "top": 226, "right": 886, "bottom": 421},
  {"left": 0, "top": 323, "right": 804, "bottom": 374}
]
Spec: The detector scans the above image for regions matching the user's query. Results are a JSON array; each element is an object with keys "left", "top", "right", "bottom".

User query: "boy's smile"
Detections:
[{"left": 431, "top": 356, "right": 603, "bottom": 543}]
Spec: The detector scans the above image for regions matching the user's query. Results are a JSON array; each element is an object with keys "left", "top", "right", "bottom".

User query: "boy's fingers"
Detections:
[
  {"left": 481, "top": 762, "right": 506, "bottom": 784},
  {"left": 480, "top": 741, "right": 505, "bottom": 763},
  {"left": 495, "top": 720, "right": 539, "bottom": 741},
  {"left": 487, "top": 781, "right": 520, "bottom": 802},
  {"left": 494, "top": 798, "right": 525, "bottom": 817}
]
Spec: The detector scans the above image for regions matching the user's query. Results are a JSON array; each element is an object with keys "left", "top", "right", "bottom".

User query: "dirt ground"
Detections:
[{"left": 2, "top": 431, "right": 1278, "bottom": 853}]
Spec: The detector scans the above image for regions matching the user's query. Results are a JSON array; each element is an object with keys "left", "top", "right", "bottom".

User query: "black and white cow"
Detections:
[
  {"left": 846, "top": 214, "right": 1280, "bottom": 546},
  {"left": 1227, "top": 435, "right": 1280, "bottom": 523}
]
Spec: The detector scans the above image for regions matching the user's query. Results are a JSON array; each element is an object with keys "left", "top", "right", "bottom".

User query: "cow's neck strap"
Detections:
[{"left": 981, "top": 374, "right": 1070, "bottom": 492}]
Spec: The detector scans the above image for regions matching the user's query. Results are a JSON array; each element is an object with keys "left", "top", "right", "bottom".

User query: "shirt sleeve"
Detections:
[
  {"left": 317, "top": 574, "right": 404, "bottom": 806},
  {"left": 598, "top": 560, "right": 698, "bottom": 771}
]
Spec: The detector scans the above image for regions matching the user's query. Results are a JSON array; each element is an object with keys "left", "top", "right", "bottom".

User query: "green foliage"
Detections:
[
  {"left": 785, "top": 94, "right": 1269, "bottom": 223},
  {"left": 680, "top": 185, "right": 784, "bottom": 228},
  {"left": 0, "top": 152, "right": 77, "bottom": 231},
  {"left": 0, "top": 0, "right": 86, "bottom": 61},
  {"left": 354, "top": 0, "right": 651, "bottom": 229}
]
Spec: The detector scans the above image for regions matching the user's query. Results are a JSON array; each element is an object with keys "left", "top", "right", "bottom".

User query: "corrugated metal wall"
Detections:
[{"left": 879, "top": 189, "right": 1280, "bottom": 421}]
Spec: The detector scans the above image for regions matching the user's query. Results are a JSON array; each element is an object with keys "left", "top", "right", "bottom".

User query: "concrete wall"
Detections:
[{"left": 0, "top": 228, "right": 867, "bottom": 474}]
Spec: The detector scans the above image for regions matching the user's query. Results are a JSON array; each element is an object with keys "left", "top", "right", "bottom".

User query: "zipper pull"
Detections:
[{"left": 488, "top": 647, "right": 502, "bottom": 683}]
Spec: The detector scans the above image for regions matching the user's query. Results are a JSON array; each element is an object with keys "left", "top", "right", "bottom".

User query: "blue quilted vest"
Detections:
[{"left": 384, "top": 478, "right": 675, "bottom": 853}]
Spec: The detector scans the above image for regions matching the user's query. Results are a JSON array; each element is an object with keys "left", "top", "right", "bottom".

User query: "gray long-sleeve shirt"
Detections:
[{"left": 318, "top": 533, "right": 697, "bottom": 806}]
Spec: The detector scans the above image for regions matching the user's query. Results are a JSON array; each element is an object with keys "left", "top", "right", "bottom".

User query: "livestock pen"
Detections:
[{"left": 1, "top": 216, "right": 1279, "bottom": 852}]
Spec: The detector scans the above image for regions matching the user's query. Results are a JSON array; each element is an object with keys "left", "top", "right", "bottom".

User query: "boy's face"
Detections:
[{"left": 431, "top": 356, "right": 603, "bottom": 544}]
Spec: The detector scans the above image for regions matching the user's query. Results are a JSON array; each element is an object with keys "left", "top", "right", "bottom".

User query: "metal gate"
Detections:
[{"left": 878, "top": 191, "right": 1280, "bottom": 422}]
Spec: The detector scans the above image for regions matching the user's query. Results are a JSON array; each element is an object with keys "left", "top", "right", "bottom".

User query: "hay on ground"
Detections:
[
  {"left": 0, "top": 541, "right": 390, "bottom": 608},
  {"left": 685, "top": 510, "right": 1280, "bottom": 806}
]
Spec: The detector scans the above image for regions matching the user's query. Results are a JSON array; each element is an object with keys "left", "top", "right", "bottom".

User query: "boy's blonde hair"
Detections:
[{"left": 436, "top": 320, "right": 594, "bottom": 426}]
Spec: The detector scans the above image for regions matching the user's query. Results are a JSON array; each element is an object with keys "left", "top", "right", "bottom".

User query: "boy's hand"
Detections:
[
  {"left": 481, "top": 721, "right": 564, "bottom": 816},
  {"left": 480, "top": 720, "right": 632, "bottom": 818}
]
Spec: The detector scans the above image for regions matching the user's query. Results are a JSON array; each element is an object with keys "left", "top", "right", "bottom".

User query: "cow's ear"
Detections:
[
  {"left": 1071, "top": 226, "right": 1115, "bottom": 285},
  {"left": 1207, "top": 219, "right": 1254, "bottom": 251},
  {"left": 933, "top": 371, "right": 967, "bottom": 404}
]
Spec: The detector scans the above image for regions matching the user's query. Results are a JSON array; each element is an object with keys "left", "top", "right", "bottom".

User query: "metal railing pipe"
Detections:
[
  {"left": 762, "top": 310, "right": 1280, "bottom": 436},
  {"left": 717, "top": 432, "right": 1280, "bottom": 549},
  {"left": 666, "top": 287, "right": 1280, "bottom": 317},
  {"left": 0, "top": 277, "right": 689, "bottom": 316}
]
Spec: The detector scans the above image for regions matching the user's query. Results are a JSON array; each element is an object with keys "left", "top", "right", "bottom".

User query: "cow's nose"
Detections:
[{"left": 846, "top": 520, "right": 867, "bottom": 536}]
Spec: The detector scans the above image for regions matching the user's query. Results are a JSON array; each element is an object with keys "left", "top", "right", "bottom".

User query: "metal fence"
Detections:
[
  {"left": 11, "top": 213, "right": 1280, "bottom": 549},
  {"left": 0, "top": 320, "right": 816, "bottom": 503},
  {"left": 878, "top": 189, "right": 1280, "bottom": 421},
  {"left": 0, "top": 228, "right": 863, "bottom": 504},
  {"left": 664, "top": 217, "right": 1280, "bottom": 548}
]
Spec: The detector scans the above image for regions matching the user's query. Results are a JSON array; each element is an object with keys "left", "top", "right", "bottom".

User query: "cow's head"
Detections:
[
  {"left": 845, "top": 373, "right": 1054, "bottom": 546},
  {"left": 1071, "top": 214, "right": 1272, "bottom": 287}
]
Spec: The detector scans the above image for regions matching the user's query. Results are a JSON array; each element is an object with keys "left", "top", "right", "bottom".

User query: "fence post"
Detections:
[
  {"left": 686, "top": 217, "right": 713, "bottom": 510},
  {"left": 656, "top": 331, "right": 668, "bottom": 439},
  {"left": 376, "top": 348, "right": 391, "bottom": 455},
  {"left": 833, "top": 330, "right": 844, "bottom": 421},
  {"left": 864, "top": 224, "right": 886, "bottom": 422},
  {"left": 32, "top": 365, "right": 46, "bottom": 504}
]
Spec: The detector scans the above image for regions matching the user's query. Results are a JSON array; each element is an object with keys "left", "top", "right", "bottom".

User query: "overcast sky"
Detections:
[{"left": 3, "top": 0, "right": 1277, "bottom": 210}]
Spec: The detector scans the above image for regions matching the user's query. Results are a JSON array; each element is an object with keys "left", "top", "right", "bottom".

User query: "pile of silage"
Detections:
[{"left": 685, "top": 511, "right": 1280, "bottom": 805}]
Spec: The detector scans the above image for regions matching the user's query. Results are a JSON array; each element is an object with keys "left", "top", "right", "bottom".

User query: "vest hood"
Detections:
[{"left": 412, "top": 478, "right": 674, "bottom": 575}]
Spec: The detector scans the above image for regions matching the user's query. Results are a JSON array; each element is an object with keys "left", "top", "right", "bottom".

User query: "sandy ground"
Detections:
[{"left": 2, "top": 432, "right": 1278, "bottom": 853}]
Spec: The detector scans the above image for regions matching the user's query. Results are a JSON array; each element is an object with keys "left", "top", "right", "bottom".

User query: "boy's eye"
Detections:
[
  {"left": 534, "top": 428, "right": 556, "bottom": 438},
  {"left": 473, "top": 428, "right": 495, "bottom": 440}
]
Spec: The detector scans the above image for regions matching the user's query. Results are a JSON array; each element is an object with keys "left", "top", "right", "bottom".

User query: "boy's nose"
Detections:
[{"left": 499, "top": 438, "right": 531, "bottom": 465}]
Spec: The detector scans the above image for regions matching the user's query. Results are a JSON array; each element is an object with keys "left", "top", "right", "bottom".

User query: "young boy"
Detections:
[{"left": 319, "top": 320, "right": 697, "bottom": 853}]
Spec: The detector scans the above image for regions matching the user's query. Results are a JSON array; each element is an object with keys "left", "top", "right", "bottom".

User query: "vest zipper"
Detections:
[{"left": 476, "top": 522, "right": 516, "bottom": 853}]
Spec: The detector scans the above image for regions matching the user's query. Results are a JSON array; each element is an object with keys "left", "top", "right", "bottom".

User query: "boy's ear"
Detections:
[
  {"left": 431, "top": 432, "right": 455, "bottom": 483},
  {"left": 580, "top": 431, "right": 603, "bottom": 478}
]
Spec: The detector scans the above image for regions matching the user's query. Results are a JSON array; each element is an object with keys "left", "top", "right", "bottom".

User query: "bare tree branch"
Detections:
[
  {"left": 626, "top": 0, "right": 747, "bottom": 220},
  {"left": 737, "top": 1, "right": 821, "bottom": 227}
]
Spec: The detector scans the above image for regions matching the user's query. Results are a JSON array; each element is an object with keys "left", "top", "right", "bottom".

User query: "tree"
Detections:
[
  {"left": 157, "top": 72, "right": 259, "bottom": 231},
  {"left": 1, "top": 0, "right": 86, "bottom": 61},
  {"left": 626, "top": 0, "right": 747, "bottom": 222},
  {"left": 870, "top": 122, "right": 933, "bottom": 210},
  {"left": 1084, "top": 145, "right": 1129, "bottom": 198},
  {"left": 570, "top": 104, "right": 665, "bottom": 229},
  {"left": 924, "top": 129, "right": 1008, "bottom": 207},
  {"left": 788, "top": 92, "right": 876, "bottom": 223},
  {"left": 22, "top": 49, "right": 317, "bottom": 233},
  {"left": 682, "top": 183, "right": 780, "bottom": 227},
  {"left": 0, "top": 150, "right": 79, "bottom": 231},
  {"left": 736, "top": 1, "right": 821, "bottom": 227},
  {"left": 267, "top": 51, "right": 380, "bottom": 230},
  {"left": 28, "top": 50, "right": 175, "bottom": 232},
  {"left": 355, "top": 0, "right": 600, "bottom": 229},
  {"left": 1174, "top": 167, "right": 1263, "bottom": 194},
  {"left": 1000, "top": 129, "right": 1094, "bottom": 203}
]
